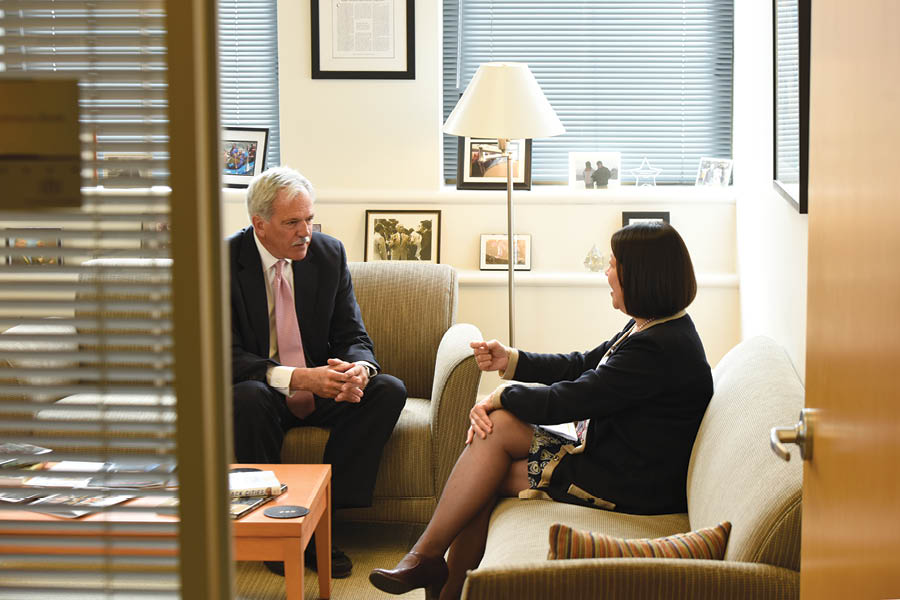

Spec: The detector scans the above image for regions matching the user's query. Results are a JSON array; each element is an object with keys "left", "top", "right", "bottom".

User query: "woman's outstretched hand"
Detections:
[{"left": 469, "top": 339, "right": 510, "bottom": 373}]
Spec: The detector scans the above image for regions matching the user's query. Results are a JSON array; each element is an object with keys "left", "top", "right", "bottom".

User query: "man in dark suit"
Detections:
[{"left": 228, "top": 166, "right": 406, "bottom": 578}]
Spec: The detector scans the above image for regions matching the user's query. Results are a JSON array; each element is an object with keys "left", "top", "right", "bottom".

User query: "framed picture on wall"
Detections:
[
  {"left": 622, "top": 211, "right": 670, "bottom": 227},
  {"left": 311, "top": 0, "right": 415, "bottom": 79},
  {"left": 479, "top": 234, "right": 531, "bottom": 271},
  {"left": 365, "top": 210, "right": 441, "bottom": 263},
  {"left": 5, "top": 228, "right": 62, "bottom": 266},
  {"left": 457, "top": 137, "right": 532, "bottom": 190},
  {"left": 221, "top": 127, "right": 268, "bottom": 188}
]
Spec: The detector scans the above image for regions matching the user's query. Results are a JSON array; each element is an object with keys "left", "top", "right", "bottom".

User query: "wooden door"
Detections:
[{"left": 801, "top": 1, "right": 900, "bottom": 598}]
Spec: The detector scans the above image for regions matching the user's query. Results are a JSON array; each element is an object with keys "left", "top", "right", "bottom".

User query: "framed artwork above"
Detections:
[{"left": 311, "top": 0, "right": 415, "bottom": 79}]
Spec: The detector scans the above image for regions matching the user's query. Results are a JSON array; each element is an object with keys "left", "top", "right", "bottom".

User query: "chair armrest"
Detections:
[
  {"left": 462, "top": 558, "right": 799, "bottom": 600},
  {"left": 430, "top": 322, "right": 483, "bottom": 498}
]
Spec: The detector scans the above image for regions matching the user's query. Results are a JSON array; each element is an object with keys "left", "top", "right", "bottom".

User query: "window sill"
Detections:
[{"left": 457, "top": 270, "right": 737, "bottom": 288}]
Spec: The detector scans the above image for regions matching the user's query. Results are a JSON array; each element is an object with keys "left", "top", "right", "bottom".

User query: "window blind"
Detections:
[
  {"left": 443, "top": 0, "right": 735, "bottom": 184},
  {"left": 218, "top": 0, "right": 281, "bottom": 169},
  {"left": 774, "top": 0, "right": 799, "bottom": 186},
  {"left": 0, "top": 1, "right": 179, "bottom": 597}
]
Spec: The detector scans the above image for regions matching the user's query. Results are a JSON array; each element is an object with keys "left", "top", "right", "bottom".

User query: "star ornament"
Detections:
[{"left": 630, "top": 157, "right": 662, "bottom": 187}]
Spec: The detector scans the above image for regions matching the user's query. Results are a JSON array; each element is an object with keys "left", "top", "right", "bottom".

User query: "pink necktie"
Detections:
[{"left": 274, "top": 259, "right": 315, "bottom": 418}]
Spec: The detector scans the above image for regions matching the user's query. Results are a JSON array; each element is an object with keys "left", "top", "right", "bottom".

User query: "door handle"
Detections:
[{"left": 770, "top": 408, "right": 814, "bottom": 462}]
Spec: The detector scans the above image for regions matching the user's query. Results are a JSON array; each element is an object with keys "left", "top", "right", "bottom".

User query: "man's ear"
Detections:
[{"left": 251, "top": 215, "right": 265, "bottom": 238}]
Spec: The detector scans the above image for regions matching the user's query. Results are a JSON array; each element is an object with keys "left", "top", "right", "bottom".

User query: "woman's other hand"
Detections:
[
  {"left": 465, "top": 394, "right": 501, "bottom": 444},
  {"left": 469, "top": 339, "right": 510, "bottom": 373}
]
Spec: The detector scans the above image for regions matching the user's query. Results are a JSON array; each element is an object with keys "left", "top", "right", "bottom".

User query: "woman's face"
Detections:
[{"left": 606, "top": 254, "right": 626, "bottom": 313}]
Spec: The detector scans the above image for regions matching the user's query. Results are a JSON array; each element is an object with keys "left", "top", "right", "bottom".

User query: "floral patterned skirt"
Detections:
[{"left": 526, "top": 425, "right": 573, "bottom": 489}]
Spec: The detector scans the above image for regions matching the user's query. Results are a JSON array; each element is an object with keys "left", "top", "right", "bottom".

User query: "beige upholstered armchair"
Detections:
[{"left": 281, "top": 262, "right": 483, "bottom": 524}]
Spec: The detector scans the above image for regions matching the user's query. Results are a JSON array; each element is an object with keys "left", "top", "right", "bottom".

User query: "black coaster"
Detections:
[{"left": 264, "top": 505, "right": 309, "bottom": 519}]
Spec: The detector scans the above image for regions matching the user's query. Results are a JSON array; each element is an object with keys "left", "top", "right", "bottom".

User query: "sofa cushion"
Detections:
[
  {"left": 547, "top": 521, "right": 731, "bottom": 560},
  {"left": 479, "top": 497, "right": 690, "bottom": 569},
  {"left": 686, "top": 336, "right": 803, "bottom": 571}
]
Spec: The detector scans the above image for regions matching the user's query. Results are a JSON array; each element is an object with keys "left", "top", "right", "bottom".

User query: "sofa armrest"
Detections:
[
  {"left": 430, "top": 322, "right": 483, "bottom": 498},
  {"left": 462, "top": 558, "right": 799, "bottom": 600}
]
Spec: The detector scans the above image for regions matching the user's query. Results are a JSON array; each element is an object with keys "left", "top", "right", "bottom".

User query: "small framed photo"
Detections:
[
  {"left": 479, "top": 234, "right": 532, "bottom": 271},
  {"left": 457, "top": 137, "right": 532, "bottom": 190},
  {"left": 141, "top": 220, "right": 170, "bottom": 252},
  {"left": 222, "top": 127, "right": 268, "bottom": 188},
  {"left": 97, "top": 152, "right": 153, "bottom": 188},
  {"left": 695, "top": 157, "right": 733, "bottom": 186},
  {"left": 365, "top": 210, "right": 441, "bottom": 263},
  {"left": 5, "top": 228, "right": 62, "bottom": 265},
  {"left": 622, "top": 211, "right": 670, "bottom": 227},
  {"left": 568, "top": 151, "right": 622, "bottom": 189}
]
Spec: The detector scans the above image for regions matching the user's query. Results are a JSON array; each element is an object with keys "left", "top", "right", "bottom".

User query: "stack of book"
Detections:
[{"left": 228, "top": 470, "right": 286, "bottom": 519}]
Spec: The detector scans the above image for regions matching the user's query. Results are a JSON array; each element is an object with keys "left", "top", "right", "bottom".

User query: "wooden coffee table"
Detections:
[
  {"left": 0, "top": 463, "right": 331, "bottom": 600},
  {"left": 233, "top": 463, "right": 331, "bottom": 600}
]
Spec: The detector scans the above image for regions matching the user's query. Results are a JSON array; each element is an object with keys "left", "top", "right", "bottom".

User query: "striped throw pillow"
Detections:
[{"left": 548, "top": 521, "right": 731, "bottom": 560}]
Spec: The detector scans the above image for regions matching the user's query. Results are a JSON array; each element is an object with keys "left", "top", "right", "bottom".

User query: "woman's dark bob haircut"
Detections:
[{"left": 610, "top": 222, "right": 697, "bottom": 319}]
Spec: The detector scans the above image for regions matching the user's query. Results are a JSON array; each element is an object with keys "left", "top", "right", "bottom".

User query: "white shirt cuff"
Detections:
[{"left": 267, "top": 365, "right": 295, "bottom": 397}]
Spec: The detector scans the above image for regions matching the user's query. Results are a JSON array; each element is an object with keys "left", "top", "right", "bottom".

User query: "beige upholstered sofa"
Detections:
[
  {"left": 282, "top": 261, "right": 483, "bottom": 524},
  {"left": 461, "top": 336, "right": 803, "bottom": 600},
  {"left": 1, "top": 259, "right": 483, "bottom": 528}
]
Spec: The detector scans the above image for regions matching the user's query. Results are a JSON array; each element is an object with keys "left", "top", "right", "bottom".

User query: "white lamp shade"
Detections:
[{"left": 443, "top": 62, "right": 565, "bottom": 140}]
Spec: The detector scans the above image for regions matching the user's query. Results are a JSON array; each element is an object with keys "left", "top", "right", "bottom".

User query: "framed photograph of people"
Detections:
[
  {"left": 365, "top": 210, "right": 441, "bottom": 263},
  {"left": 479, "top": 234, "right": 532, "bottom": 271},
  {"left": 622, "top": 211, "right": 670, "bottom": 227},
  {"left": 311, "top": 0, "right": 415, "bottom": 79},
  {"left": 695, "top": 157, "right": 733, "bottom": 187},
  {"left": 457, "top": 137, "right": 532, "bottom": 191},
  {"left": 222, "top": 127, "right": 268, "bottom": 188},
  {"left": 567, "top": 151, "right": 622, "bottom": 189},
  {"left": 5, "top": 228, "right": 62, "bottom": 266}
]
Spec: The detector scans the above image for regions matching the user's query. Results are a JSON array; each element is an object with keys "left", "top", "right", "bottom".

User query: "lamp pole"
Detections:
[{"left": 499, "top": 137, "right": 516, "bottom": 347}]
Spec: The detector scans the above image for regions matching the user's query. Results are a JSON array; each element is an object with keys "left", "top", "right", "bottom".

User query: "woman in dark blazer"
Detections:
[{"left": 370, "top": 222, "right": 713, "bottom": 600}]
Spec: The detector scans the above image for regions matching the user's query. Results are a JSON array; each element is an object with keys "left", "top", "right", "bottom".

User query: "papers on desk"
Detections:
[{"left": 24, "top": 461, "right": 105, "bottom": 488}]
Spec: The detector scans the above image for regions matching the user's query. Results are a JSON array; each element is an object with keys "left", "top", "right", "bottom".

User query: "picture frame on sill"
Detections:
[
  {"left": 622, "top": 212, "right": 670, "bottom": 227},
  {"left": 457, "top": 137, "right": 532, "bottom": 191},
  {"left": 480, "top": 234, "right": 532, "bottom": 271},
  {"left": 311, "top": 0, "right": 415, "bottom": 80},
  {"left": 567, "top": 151, "right": 621, "bottom": 189},
  {"left": 97, "top": 151, "right": 154, "bottom": 188},
  {"left": 365, "top": 210, "right": 440, "bottom": 263},
  {"left": 222, "top": 127, "right": 268, "bottom": 188},
  {"left": 695, "top": 157, "right": 733, "bottom": 187},
  {"left": 5, "top": 228, "right": 62, "bottom": 266}
]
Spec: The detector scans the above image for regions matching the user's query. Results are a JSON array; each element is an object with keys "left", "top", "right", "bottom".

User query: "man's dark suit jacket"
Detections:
[
  {"left": 228, "top": 226, "right": 379, "bottom": 386},
  {"left": 501, "top": 314, "right": 712, "bottom": 515}
]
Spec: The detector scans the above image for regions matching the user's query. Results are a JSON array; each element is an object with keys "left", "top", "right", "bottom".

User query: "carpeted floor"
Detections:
[{"left": 235, "top": 521, "right": 427, "bottom": 600}]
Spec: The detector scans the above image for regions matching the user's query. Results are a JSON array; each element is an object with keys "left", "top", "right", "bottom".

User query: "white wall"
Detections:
[
  {"left": 221, "top": 0, "right": 748, "bottom": 394},
  {"left": 733, "top": 0, "right": 809, "bottom": 380}
]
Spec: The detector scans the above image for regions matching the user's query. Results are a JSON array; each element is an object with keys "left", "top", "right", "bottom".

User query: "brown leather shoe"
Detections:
[{"left": 369, "top": 551, "right": 449, "bottom": 596}]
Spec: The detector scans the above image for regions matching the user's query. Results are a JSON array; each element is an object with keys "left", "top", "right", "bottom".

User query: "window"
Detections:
[
  {"left": 443, "top": 0, "right": 734, "bottom": 184},
  {"left": 218, "top": 0, "right": 281, "bottom": 169}
]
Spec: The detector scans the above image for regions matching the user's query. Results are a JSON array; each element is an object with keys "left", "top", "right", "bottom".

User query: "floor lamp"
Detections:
[{"left": 443, "top": 62, "right": 564, "bottom": 347}]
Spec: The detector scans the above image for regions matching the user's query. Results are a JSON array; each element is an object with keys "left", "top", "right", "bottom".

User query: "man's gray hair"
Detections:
[{"left": 246, "top": 166, "right": 316, "bottom": 221}]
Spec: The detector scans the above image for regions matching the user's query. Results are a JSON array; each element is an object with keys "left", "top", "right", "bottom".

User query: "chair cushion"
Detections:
[
  {"left": 281, "top": 397, "right": 434, "bottom": 498},
  {"left": 548, "top": 521, "right": 731, "bottom": 560}
]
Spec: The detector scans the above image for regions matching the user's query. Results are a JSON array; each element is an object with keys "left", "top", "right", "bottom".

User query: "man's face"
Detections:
[{"left": 253, "top": 187, "right": 315, "bottom": 261}]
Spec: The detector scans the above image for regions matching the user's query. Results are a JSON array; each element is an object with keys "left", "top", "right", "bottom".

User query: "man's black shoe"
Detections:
[
  {"left": 263, "top": 544, "right": 352, "bottom": 579},
  {"left": 305, "top": 542, "right": 353, "bottom": 579}
]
